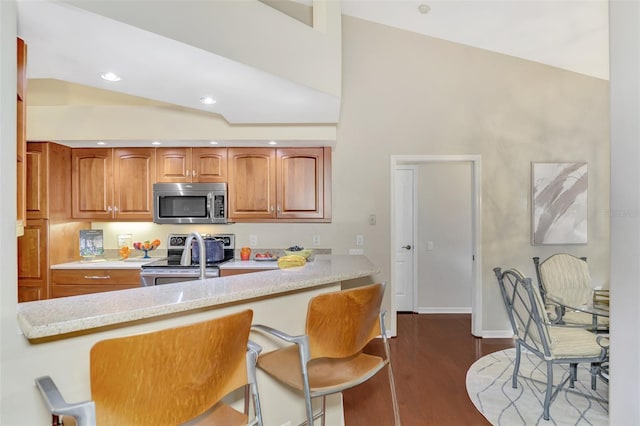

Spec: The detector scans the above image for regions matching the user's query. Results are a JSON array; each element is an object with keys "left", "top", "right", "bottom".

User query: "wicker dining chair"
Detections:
[
  {"left": 35, "top": 309, "right": 263, "bottom": 426},
  {"left": 494, "top": 268, "right": 608, "bottom": 420},
  {"left": 252, "top": 283, "right": 401, "bottom": 426}
]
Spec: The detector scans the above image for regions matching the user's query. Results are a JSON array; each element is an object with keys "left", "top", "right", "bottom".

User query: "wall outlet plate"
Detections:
[
  {"left": 249, "top": 235, "right": 258, "bottom": 247},
  {"left": 312, "top": 235, "right": 321, "bottom": 246}
]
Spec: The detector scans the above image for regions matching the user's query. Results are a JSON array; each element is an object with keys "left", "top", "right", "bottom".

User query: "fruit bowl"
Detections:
[
  {"left": 284, "top": 247, "right": 313, "bottom": 259},
  {"left": 133, "top": 239, "right": 161, "bottom": 258}
]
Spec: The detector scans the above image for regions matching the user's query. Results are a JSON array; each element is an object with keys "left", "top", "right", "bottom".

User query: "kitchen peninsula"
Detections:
[{"left": 14, "top": 255, "right": 379, "bottom": 426}]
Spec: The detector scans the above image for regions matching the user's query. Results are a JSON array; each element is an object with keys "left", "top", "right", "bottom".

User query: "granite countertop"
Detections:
[
  {"left": 221, "top": 259, "right": 280, "bottom": 269},
  {"left": 18, "top": 255, "right": 379, "bottom": 340},
  {"left": 51, "top": 258, "right": 163, "bottom": 269}
]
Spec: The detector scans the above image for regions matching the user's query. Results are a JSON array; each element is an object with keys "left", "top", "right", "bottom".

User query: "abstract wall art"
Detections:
[{"left": 532, "top": 162, "right": 588, "bottom": 245}]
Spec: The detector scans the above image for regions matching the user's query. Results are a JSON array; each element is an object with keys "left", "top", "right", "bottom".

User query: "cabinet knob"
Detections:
[
  {"left": 192, "top": 170, "right": 197, "bottom": 177},
  {"left": 107, "top": 206, "right": 112, "bottom": 212},
  {"left": 277, "top": 205, "right": 281, "bottom": 213},
  {"left": 270, "top": 206, "right": 274, "bottom": 212},
  {"left": 113, "top": 206, "right": 119, "bottom": 212}
]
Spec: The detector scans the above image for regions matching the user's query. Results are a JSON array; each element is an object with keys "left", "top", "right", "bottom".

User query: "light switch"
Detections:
[
  {"left": 427, "top": 240, "right": 434, "bottom": 251},
  {"left": 368, "top": 214, "right": 376, "bottom": 225},
  {"left": 356, "top": 235, "right": 364, "bottom": 246}
]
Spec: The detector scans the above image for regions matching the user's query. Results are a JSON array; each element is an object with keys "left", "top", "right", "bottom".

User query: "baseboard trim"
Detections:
[
  {"left": 415, "top": 307, "right": 472, "bottom": 314},
  {"left": 482, "top": 330, "right": 514, "bottom": 339}
]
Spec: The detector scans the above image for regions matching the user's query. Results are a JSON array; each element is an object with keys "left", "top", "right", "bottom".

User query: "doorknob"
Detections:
[{"left": 402, "top": 245, "right": 412, "bottom": 250}]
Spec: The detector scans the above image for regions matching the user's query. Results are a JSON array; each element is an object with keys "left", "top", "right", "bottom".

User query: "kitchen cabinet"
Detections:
[
  {"left": 19, "top": 142, "right": 84, "bottom": 302},
  {"left": 51, "top": 269, "right": 140, "bottom": 298},
  {"left": 17, "top": 220, "right": 47, "bottom": 301},
  {"left": 156, "top": 147, "right": 227, "bottom": 183},
  {"left": 72, "top": 148, "right": 156, "bottom": 220},
  {"left": 18, "top": 221, "right": 90, "bottom": 302},
  {"left": 16, "top": 38, "right": 27, "bottom": 236},
  {"left": 26, "top": 142, "right": 72, "bottom": 220},
  {"left": 228, "top": 147, "right": 331, "bottom": 222}
]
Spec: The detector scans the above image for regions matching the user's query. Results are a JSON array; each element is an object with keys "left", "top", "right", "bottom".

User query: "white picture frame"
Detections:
[{"left": 532, "top": 162, "right": 588, "bottom": 245}]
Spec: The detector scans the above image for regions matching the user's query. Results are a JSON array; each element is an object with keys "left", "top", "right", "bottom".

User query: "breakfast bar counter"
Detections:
[
  {"left": 18, "top": 254, "right": 378, "bottom": 340},
  {"left": 10, "top": 255, "right": 380, "bottom": 426}
]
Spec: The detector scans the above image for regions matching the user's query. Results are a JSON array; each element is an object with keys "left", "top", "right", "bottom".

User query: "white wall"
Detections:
[
  {"left": 609, "top": 1, "right": 640, "bottom": 424},
  {"left": 339, "top": 15, "right": 610, "bottom": 332}
]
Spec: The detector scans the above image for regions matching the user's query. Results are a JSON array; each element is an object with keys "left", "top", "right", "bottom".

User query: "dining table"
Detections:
[{"left": 546, "top": 292, "right": 610, "bottom": 332}]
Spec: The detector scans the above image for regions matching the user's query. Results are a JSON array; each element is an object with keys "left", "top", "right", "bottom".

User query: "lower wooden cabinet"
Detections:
[
  {"left": 17, "top": 220, "right": 48, "bottom": 301},
  {"left": 51, "top": 269, "right": 140, "bottom": 298}
]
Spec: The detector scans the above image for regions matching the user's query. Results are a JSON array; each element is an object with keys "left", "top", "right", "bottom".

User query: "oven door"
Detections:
[{"left": 140, "top": 269, "right": 219, "bottom": 286}]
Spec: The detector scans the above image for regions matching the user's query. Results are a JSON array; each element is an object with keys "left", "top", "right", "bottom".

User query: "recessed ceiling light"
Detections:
[
  {"left": 418, "top": 3, "right": 431, "bottom": 14},
  {"left": 268, "top": 140, "right": 277, "bottom": 145},
  {"left": 209, "top": 141, "right": 219, "bottom": 145},
  {"left": 200, "top": 96, "right": 217, "bottom": 105},
  {"left": 151, "top": 141, "right": 162, "bottom": 146},
  {"left": 96, "top": 141, "right": 106, "bottom": 146},
  {"left": 100, "top": 72, "right": 121, "bottom": 82}
]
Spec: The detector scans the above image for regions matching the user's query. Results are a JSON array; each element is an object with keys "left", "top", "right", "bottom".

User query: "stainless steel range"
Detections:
[{"left": 140, "top": 233, "right": 235, "bottom": 286}]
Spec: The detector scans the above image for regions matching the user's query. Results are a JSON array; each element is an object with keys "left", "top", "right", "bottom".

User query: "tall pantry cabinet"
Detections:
[{"left": 17, "top": 142, "right": 89, "bottom": 302}]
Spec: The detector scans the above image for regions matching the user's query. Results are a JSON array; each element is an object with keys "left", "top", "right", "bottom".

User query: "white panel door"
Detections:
[{"left": 394, "top": 167, "right": 416, "bottom": 312}]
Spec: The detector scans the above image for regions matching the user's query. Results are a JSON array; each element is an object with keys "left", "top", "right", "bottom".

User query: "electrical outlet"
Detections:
[
  {"left": 249, "top": 234, "right": 258, "bottom": 247},
  {"left": 312, "top": 235, "right": 321, "bottom": 246},
  {"left": 356, "top": 235, "right": 364, "bottom": 246},
  {"left": 368, "top": 214, "right": 376, "bottom": 225}
]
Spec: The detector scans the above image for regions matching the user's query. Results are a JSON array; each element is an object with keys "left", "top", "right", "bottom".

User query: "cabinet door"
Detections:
[
  {"left": 228, "top": 148, "right": 276, "bottom": 220},
  {"left": 156, "top": 147, "right": 192, "bottom": 183},
  {"left": 72, "top": 149, "right": 113, "bottom": 220},
  {"left": 192, "top": 148, "right": 227, "bottom": 182},
  {"left": 26, "top": 143, "right": 48, "bottom": 219},
  {"left": 18, "top": 219, "right": 48, "bottom": 301},
  {"left": 113, "top": 148, "right": 156, "bottom": 220},
  {"left": 277, "top": 148, "right": 328, "bottom": 220}
]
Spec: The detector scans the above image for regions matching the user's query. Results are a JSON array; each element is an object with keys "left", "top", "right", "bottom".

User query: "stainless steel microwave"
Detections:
[{"left": 153, "top": 183, "right": 227, "bottom": 224}]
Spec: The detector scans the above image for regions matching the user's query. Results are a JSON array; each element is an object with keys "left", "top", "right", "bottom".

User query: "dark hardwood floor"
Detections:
[{"left": 343, "top": 313, "right": 514, "bottom": 426}]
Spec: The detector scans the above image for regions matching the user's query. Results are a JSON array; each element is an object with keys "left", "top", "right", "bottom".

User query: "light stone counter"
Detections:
[
  {"left": 220, "top": 259, "right": 280, "bottom": 269},
  {"left": 18, "top": 255, "right": 378, "bottom": 340},
  {"left": 50, "top": 258, "right": 162, "bottom": 269}
]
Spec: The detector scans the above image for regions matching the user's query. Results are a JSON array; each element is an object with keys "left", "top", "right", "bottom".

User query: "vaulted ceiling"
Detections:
[{"left": 18, "top": 0, "right": 609, "bottom": 128}]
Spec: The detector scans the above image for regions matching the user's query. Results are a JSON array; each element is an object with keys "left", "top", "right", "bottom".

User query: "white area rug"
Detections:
[{"left": 466, "top": 348, "right": 608, "bottom": 425}]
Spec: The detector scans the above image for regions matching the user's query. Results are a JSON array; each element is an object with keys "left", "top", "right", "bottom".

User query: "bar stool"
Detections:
[
  {"left": 35, "top": 309, "right": 263, "bottom": 426},
  {"left": 252, "top": 283, "right": 401, "bottom": 426}
]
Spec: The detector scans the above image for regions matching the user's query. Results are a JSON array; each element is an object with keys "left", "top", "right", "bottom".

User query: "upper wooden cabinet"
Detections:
[
  {"left": 72, "top": 148, "right": 155, "bottom": 220},
  {"left": 228, "top": 147, "right": 331, "bottom": 222},
  {"left": 16, "top": 38, "right": 27, "bottom": 236},
  {"left": 26, "top": 142, "right": 72, "bottom": 220},
  {"left": 156, "top": 147, "right": 227, "bottom": 183},
  {"left": 228, "top": 148, "right": 277, "bottom": 220}
]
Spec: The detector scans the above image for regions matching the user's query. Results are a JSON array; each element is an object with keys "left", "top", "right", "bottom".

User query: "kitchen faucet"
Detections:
[{"left": 180, "top": 232, "right": 207, "bottom": 280}]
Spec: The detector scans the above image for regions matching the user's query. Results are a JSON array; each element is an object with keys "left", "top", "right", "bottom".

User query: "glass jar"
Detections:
[{"left": 240, "top": 247, "right": 251, "bottom": 261}]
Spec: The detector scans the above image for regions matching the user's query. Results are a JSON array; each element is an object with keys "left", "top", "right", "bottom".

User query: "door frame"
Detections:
[{"left": 390, "top": 155, "right": 482, "bottom": 337}]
